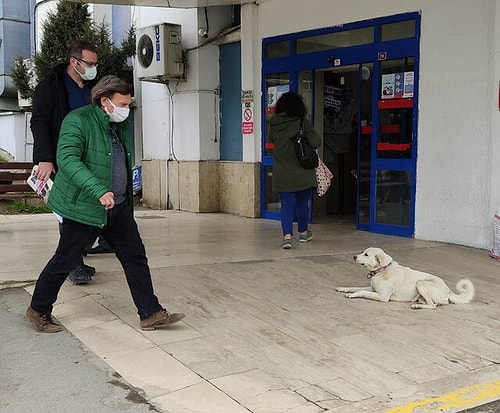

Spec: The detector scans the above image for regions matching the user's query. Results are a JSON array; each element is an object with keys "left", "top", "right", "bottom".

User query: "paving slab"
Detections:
[{"left": 1, "top": 210, "right": 500, "bottom": 413}]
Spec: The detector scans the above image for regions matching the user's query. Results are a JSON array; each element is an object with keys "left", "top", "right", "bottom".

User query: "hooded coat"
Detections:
[{"left": 269, "top": 113, "right": 322, "bottom": 193}]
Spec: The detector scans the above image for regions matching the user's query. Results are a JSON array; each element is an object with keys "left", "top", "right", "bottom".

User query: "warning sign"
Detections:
[{"left": 242, "top": 102, "right": 254, "bottom": 135}]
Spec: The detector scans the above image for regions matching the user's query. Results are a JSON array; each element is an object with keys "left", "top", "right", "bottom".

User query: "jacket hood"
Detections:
[{"left": 271, "top": 112, "right": 301, "bottom": 135}]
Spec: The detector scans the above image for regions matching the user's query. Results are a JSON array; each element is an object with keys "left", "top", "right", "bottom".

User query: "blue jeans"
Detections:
[
  {"left": 279, "top": 188, "right": 312, "bottom": 236},
  {"left": 31, "top": 202, "right": 163, "bottom": 320}
]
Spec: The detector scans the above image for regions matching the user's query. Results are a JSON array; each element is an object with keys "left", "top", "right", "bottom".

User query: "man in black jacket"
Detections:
[{"left": 31, "top": 40, "right": 112, "bottom": 284}]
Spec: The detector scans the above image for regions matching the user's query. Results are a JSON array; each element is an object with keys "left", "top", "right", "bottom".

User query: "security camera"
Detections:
[{"left": 198, "top": 28, "right": 208, "bottom": 39}]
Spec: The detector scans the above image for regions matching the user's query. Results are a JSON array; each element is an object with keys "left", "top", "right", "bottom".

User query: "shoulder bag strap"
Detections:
[{"left": 299, "top": 117, "right": 304, "bottom": 138}]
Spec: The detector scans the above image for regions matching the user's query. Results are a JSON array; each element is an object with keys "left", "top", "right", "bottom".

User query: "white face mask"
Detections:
[
  {"left": 74, "top": 64, "right": 97, "bottom": 81},
  {"left": 105, "top": 98, "right": 130, "bottom": 123}
]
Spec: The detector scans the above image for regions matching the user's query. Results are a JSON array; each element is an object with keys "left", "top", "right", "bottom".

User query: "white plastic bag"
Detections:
[{"left": 490, "top": 210, "right": 500, "bottom": 260}]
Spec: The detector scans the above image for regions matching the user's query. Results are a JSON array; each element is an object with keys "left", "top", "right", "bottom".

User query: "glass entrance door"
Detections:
[
  {"left": 370, "top": 56, "right": 417, "bottom": 236},
  {"left": 261, "top": 12, "right": 420, "bottom": 237},
  {"left": 318, "top": 63, "right": 373, "bottom": 226}
]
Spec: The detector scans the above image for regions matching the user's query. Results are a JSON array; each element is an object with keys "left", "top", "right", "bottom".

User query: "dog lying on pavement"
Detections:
[{"left": 336, "top": 247, "right": 475, "bottom": 309}]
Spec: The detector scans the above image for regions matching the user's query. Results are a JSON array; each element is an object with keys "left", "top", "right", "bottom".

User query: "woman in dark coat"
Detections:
[{"left": 269, "top": 92, "right": 322, "bottom": 249}]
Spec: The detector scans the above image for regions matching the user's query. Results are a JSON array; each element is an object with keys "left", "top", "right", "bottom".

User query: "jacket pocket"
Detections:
[{"left": 71, "top": 187, "right": 81, "bottom": 205}]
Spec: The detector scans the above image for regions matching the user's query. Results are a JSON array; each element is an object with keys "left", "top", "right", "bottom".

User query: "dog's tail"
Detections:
[{"left": 448, "top": 279, "right": 475, "bottom": 304}]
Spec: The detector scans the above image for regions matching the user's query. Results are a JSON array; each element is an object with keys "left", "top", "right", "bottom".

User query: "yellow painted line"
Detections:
[{"left": 385, "top": 379, "right": 500, "bottom": 413}]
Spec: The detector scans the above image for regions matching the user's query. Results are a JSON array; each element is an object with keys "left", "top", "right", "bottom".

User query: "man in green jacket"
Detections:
[{"left": 26, "top": 75, "right": 185, "bottom": 333}]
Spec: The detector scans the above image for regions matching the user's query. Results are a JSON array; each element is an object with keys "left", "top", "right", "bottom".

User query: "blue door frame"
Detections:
[{"left": 261, "top": 12, "right": 420, "bottom": 238}]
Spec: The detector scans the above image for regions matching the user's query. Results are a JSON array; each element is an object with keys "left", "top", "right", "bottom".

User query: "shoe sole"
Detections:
[
  {"left": 140, "top": 314, "right": 186, "bottom": 331},
  {"left": 299, "top": 235, "right": 313, "bottom": 243},
  {"left": 27, "top": 318, "right": 63, "bottom": 333},
  {"left": 67, "top": 278, "right": 90, "bottom": 285}
]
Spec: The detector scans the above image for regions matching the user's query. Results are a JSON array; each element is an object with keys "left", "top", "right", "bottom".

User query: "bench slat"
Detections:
[
  {"left": 0, "top": 162, "right": 34, "bottom": 169},
  {"left": 0, "top": 163, "right": 36, "bottom": 199},
  {"left": 0, "top": 184, "right": 33, "bottom": 192}
]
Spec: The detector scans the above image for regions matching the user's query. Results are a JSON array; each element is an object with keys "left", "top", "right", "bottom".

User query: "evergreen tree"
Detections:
[{"left": 11, "top": 0, "right": 135, "bottom": 101}]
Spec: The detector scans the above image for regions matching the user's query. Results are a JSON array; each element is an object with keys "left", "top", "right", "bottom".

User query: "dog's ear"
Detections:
[{"left": 375, "top": 250, "right": 392, "bottom": 267}]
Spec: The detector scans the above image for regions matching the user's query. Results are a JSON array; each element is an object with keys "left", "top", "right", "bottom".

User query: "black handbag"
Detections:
[{"left": 293, "top": 117, "right": 318, "bottom": 169}]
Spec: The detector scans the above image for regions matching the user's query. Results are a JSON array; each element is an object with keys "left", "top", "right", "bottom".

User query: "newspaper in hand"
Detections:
[{"left": 27, "top": 165, "right": 53, "bottom": 204}]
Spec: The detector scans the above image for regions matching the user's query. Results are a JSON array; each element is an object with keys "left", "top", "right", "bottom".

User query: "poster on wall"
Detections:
[
  {"left": 403, "top": 71, "right": 414, "bottom": 98},
  {"left": 381, "top": 71, "right": 414, "bottom": 99},
  {"left": 242, "top": 90, "right": 254, "bottom": 135},
  {"left": 381, "top": 74, "right": 395, "bottom": 99},
  {"left": 266, "top": 85, "right": 289, "bottom": 114}
]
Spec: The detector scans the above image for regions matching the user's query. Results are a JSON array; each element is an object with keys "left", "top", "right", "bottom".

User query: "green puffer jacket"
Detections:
[
  {"left": 47, "top": 103, "right": 133, "bottom": 228},
  {"left": 270, "top": 113, "right": 322, "bottom": 193}
]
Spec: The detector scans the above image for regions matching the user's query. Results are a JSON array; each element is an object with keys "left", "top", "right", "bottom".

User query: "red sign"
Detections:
[{"left": 242, "top": 122, "right": 253, "bottom": 134}]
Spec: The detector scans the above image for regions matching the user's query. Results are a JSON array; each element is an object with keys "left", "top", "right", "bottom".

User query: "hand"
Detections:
[
  {"left": 36, "top": 162, "right": 55, "bottom": 182},
  {"left": 350, "top": 169, "right": 358, "bottom": 179},
  {"left": 99, "top": 191, "right": 115, "bottom": 210}
]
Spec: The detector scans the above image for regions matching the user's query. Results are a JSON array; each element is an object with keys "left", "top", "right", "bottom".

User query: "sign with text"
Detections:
[{"left": 242, "top": 90, "right": 254, "bottom": 135}]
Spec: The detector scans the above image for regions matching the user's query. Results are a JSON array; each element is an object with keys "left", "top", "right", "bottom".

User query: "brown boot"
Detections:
[
  {"left": 26, "top": 306, "right": 62, "bottom": 333},
  {"left": 140, "top": 309, "right": 185, "bottom": 331}
]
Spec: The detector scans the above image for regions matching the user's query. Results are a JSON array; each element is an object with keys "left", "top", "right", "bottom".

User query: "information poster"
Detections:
[
  {"left": 266, "top": 85, "right": 289, "bottom": 114},
  {"left": 381, "top": 71, "right": 414, "bottom": 99}
]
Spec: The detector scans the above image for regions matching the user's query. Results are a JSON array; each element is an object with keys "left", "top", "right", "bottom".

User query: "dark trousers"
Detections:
[
  {"left": 31, "top": 202, "right": 162, "bottom": 320},
  {"left": 58, "top": 223, "right": 84, "bottom": 267}
]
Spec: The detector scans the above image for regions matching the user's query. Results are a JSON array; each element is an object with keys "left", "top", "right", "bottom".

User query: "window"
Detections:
[
  {"left": 296, "top": 27, "right": 374, "bottom": 54},
  {"left": 381, "top": 20, "right": 415, "bottom": 41},
  {"left": 265, "top": 41, "right": 290, "bottom": 58}
]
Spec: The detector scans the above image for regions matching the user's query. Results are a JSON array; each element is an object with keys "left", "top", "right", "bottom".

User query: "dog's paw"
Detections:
[
  {"left": 345, "top": 293, "right": 356, "bottom": 299},
  {"left": 336, "top": 287, "right": 348, "bottom": 292}
]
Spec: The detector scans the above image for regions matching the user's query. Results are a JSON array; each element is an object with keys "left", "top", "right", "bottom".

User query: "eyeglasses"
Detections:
[{"left": 73, "top": 56, "right": 98, "bottom": 68}]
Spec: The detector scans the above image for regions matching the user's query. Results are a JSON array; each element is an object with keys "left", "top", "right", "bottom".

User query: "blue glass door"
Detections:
[{"left": 261, "top": 13, "right": 420, "bottom": 237}]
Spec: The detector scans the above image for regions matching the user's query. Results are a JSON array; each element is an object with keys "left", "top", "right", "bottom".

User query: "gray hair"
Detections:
[{"left": 91, "top": 75, "right": 132, "bottom": 105}]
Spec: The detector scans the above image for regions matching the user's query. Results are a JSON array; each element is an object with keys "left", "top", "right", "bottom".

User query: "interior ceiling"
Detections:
[{"left": 69, "top": 0, "right": 250, "bottom": 7}]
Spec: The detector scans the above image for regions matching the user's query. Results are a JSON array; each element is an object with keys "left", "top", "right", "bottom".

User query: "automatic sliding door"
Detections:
[{"left": 261, "top": 73, "right": 289, "bottom": 219}]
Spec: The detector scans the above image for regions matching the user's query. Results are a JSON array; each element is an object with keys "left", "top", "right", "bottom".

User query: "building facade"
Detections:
[
  {"left": 1, "top": 0, "right": 499, "bottom": 250},
  {"left": 129, "top": 0, "right": 500, "bottom": 250}
]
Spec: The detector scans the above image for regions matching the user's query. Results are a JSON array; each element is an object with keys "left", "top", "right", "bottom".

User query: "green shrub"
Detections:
[
  {"left": 6, "top": 200, "right": 51, "bottom": 214},
  {"left": 11, "top": 0, "right": 136, "bottom": 100}
]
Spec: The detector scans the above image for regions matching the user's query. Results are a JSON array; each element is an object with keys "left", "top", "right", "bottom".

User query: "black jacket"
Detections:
[
  {"left": 31, "top": 63, "right": 70, "bottom": 167},
  {"left": 30, "top": 64, "right": 95, "bottom": 168}
]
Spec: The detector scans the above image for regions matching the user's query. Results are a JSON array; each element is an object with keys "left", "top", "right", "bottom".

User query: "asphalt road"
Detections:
[{"left": 0, "top": 287, "right": 165, "bottom": 413}]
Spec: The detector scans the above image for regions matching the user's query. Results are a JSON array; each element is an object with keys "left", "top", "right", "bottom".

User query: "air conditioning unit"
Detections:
[{"left": 136, "top": 23, "right": 185, "bottom": 82}]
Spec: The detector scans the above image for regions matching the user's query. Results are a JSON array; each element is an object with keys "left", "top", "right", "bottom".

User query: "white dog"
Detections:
[{"left": 336, "top": 247, "right": 475, "bottom": 309}]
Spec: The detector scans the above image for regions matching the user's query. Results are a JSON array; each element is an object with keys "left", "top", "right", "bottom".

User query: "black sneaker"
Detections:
[
  {"left": 82, "top": 264, "right": 96, "bottom": 275},
  {"left": 68, "top": 264, "right": 92, "bottom": 284}
]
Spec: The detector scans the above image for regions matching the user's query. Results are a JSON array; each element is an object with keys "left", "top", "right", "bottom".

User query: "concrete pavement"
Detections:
[
  {"left": 1, "top": 209, "right": 500, "bottom": 413},
  {"left": 0, "top": 287, "right": 162, "bottom": 413}
]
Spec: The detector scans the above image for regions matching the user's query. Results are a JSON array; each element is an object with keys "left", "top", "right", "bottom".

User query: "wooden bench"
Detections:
[{"left": 0, "top": 162, "right": 37, "bottom": 200}]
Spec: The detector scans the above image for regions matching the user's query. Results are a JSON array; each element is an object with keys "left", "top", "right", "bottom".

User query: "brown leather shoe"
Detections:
[
  {"left": 26, "top": 306, "right": 62, "bottom": 333},
  {"left": 140, "top": 309, "right": 185, "bottom": 331}
]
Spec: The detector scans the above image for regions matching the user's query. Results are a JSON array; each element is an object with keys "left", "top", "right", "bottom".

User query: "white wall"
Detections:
[
  {"left": 132, "top": 6, "right": 232, "bottom": 162},
  {"left": 492, "top": 1, "right": 500, "bottom": 219},
  {"left": 416, "top": 1, "right": 496, "bottom": 248},
  {"left": 0, "top": 112, "right": 30, "bottom": 161}
]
